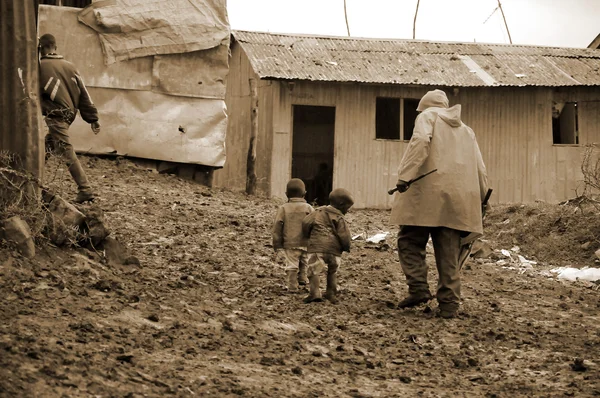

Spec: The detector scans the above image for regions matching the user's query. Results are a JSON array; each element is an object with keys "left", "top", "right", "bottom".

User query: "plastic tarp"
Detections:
[
  {"left": 38, "top": 4, "right": 228, "bottom": 167},
  {"left": 78, "top": 0, "right": 230, "bottom": 65}
]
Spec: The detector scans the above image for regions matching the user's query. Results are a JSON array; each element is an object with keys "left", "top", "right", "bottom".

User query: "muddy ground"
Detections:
[{"left": 1, "top": 156, "right": 599, "bottom": 397}]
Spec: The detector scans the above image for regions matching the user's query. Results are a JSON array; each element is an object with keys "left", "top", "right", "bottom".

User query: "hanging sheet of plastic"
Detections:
[
  {"left": 38, "top": 5, "right": 228, "bottom": 167},
  {"left": 78, "top": 0, "right": 230, "bottom": 65}
]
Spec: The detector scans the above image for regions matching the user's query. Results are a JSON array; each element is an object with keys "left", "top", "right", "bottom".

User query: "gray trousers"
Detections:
[
  {"left": 45, "top": 118, "right": 91, "bottom": 193},
  {"left": 397, "top": 226, "right": 461, "bottom": 308}
]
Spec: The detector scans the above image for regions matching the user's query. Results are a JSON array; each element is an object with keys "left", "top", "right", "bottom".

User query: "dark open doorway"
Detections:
[{"left": 292, "top": 105, "right": 335, "bottom": 206}]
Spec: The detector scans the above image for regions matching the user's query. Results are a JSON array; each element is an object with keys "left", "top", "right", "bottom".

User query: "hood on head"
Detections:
[{"left": 417, "top": 89, "right": 449, "bottom": 112}]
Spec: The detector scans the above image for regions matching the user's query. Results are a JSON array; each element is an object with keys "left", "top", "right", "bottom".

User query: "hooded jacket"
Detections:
[
  {"left": 390, "top": 97, "right": 488, "bottom": 234},
  {"left": 39, "top": 54, "right": 98, "bottom": 125}
]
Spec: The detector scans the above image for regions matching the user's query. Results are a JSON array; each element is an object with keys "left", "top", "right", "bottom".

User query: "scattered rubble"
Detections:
[{"left": 0, "top": 216, "right": 35, "bottom": 258}]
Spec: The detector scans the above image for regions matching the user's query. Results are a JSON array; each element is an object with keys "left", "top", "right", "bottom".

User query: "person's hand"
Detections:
[
  {"left": 396, "top": 180, "right": 409, "bottom": 193},
  {"left": 91, "top": 121, "right": 101, "bottom": 134},
  {"left": 482, "top": 203, "right": 491, "bottom": 215}
]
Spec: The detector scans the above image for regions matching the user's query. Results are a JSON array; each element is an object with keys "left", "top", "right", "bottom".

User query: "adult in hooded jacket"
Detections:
[{"left": 390, "top": 89, "right": 488, "bottom": 318}]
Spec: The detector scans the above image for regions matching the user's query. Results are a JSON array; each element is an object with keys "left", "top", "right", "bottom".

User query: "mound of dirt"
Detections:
[
  {"left": 1, "top": 156, "right": 599, "bottom": 397},
  {"left": 485, "top": 202, "right": 600, "bottom": 267}
]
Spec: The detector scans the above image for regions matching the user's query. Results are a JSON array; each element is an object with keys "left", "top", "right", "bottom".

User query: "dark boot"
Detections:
[
  {"left": 397, "top": 292, "right": 433, "bottom": 308},
  {"left": 324, "top": 264, "right": 338, "bottom": 304},
  {"left": 303, "top": 274, "right": 323, "bottom": 303},
  {"left": 438, "top": 303, "right": 459, "bottom": 319},
  {"left": 69, "top": 162, "right": 95, "bottom": 203}
]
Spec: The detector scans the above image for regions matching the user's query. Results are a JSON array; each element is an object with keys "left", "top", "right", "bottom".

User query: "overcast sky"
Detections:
[{"left": 227, "top": 0, "right": 599, "bottom": 48}]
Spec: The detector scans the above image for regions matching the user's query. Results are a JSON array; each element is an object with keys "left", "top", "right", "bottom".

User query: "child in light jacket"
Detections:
[{"left": 272, "top": 179, "right": 314, "bottom": 292}]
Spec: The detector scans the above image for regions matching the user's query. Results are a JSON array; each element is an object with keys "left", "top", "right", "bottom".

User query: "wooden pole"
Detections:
[
  {"left": 412, "top": 0, "right": 420, "bottom": 39},
  {"left": 343, "top": 0, "right": 351, "bottom": 36},
  {"left": 246, "top": 78, "right": 258, "bottom": 195},
  {"left": 497, "top": 0, "right": 512, "bottom": 44},
  {"left": 0, "top": 0, "right": 44, "bottom": 180}
]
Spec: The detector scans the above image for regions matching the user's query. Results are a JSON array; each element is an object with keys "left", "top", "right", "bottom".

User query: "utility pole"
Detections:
[
  {"left": 413, "top": 0, "right": 420, "bottom": 39},
  {"left": 344, "top": 0, "right": 350, "bottom": 36},
  {"left": 497, "top": 0, "right": 512, "bottom": 44}
]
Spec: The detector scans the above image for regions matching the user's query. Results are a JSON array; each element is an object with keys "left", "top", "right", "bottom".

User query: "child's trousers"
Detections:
[
  {"left": 304, "top": 253, "right": 341, "bottom": 303},
  {"left": 280, "top": 248, "right": 309, "bottom": 290}
]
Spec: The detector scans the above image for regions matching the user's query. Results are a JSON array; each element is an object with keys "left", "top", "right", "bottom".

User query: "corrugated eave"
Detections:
[{"left": 234, "top": 30, "right": 600, "bottom": 88}]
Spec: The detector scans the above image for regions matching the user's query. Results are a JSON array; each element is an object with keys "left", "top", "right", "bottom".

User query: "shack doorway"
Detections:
[{"left": 292, "top": 105, "right": 335, "bottom": 206}]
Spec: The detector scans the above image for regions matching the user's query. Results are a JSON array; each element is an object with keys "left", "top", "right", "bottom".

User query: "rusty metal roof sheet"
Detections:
[{"left": 233, "top": 30, "right": 600, "bottom": 87}]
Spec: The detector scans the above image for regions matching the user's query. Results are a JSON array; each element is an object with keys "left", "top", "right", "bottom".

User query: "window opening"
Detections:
[
  {"left": 376, "top": 97, "right": 420, "bottom": 141},
  {"left": 552, "top": 102, "right": 579, "bottom": 145},
  {"left": 402, "top": 98, "right": 420, "bottom": 140},
  {"left": 376, "top": 97, "right": 400, "bottom": 140},
  {"left": 39, "top": 0, "right": 92, "bottom": 8}
]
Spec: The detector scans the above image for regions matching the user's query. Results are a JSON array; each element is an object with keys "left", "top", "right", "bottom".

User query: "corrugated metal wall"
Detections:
[
  {"left": 221, "top": 46, "right": 600, "bottom": 207},
  {"left": 213, "top": 43, "right": 274, "bottom": 193},
  {"left": 267, "top": 82, "right": 600, "bottom": 208},
  {"left": 0, "top": 0, "right": 44, "bottom": 177}
]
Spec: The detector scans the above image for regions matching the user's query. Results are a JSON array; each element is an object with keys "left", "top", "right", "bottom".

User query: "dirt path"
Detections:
[{"left": 1, "top": 157, "right": 598, "bottom": 397}]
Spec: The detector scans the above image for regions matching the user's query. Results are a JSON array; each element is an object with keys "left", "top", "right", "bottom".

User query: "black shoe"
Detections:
[
  {"left": 324, "top": 291, "right": 338, "bottom": 304},
  {"left": 397, "top": 293, "right": 433, "bottom": 309},
  {"left": 303, "top": 296, "right": 324, "bottom": 304},
  {"left": 75, "top": 191, "right": 95, "bottom": 203},
  {"left": 438, "top": 305, "right": 459, "bottom": 319}
]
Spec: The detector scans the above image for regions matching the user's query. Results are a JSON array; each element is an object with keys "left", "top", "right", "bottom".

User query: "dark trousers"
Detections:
[
  {"left": 45, "top": 118, "right": 91, "bottom": 193},
  {"left": 397, "top": 226, "right": 462, "bottom": 308}
]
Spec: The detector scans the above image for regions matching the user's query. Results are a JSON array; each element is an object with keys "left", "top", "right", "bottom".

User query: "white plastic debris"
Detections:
[
  {"left": 518, "top": 255, "right": 537, "bottom": 266},
  {"left": 551, "top": 267, "right": 600, "bottom": 282},
  {"left": 366, "top": 232, "right": 389, "bottom": 244},
  {"left": 352, "top": 233, "right": 365, "bottom": 241}
]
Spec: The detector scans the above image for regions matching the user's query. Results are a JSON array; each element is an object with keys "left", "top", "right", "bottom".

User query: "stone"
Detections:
[
  {"left": 1, "top": 216, "right": 35, "bottom": 258},
  {"left": 102, "top": 237, "right": 128, "bottom": 266},
  {"left": 76, "top": 203, "right": 110, "bottom": 247},
  {"left": 124, "top": 256, "right": 141, "bottom": 266},
  {"left": 595, "top": 249, "right": 600, "bottom": 261},
  {"left": 49, "top": 195, "right": 86, "bottom": 227},
  {"left": 581, "top": 241, "right": 591, "bottom": 250},
  {"left": 47, "top": 195, "right": 86, "bottom": 246},
  {"left": 471, "top": 240, "right": 493, "bottom": 259}
]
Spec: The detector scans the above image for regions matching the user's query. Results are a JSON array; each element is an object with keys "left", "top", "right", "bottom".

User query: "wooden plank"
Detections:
[{"left": 246, "top": 78, "right": 258, "bottom": 194}]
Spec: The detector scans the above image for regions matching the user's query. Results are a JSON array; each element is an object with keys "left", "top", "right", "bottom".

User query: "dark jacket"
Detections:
[
  {"left": 39, "top": 54, "right": 98, "bottom": 125},
  {"left": 302, "top": 206, "right": 351, "bottom": 256},
  {"left": 272, "top": 198, "right": 314, "bottom": 250}
]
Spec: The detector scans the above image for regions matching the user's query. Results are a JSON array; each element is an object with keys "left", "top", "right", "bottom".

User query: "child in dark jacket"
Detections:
[
  {"left": 272, "top": 179, "right": 314, "bottom": 292},
  {"left": 302, "top": 188, "right": 354, "bottom": 304}
]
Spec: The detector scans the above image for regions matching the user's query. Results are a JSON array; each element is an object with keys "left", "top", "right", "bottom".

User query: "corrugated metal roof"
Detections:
[{"left": 233, "top": 30, "right": 600, "bottom": 87}]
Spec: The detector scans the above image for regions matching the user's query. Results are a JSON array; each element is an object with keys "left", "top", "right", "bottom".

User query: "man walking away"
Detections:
[
  {"left": 39, "top": 34, "right": 101, "bottom": 203},
  {"left": 390, "top": 89, "right": 488, "bottom": 319}
]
